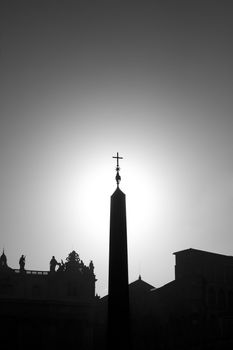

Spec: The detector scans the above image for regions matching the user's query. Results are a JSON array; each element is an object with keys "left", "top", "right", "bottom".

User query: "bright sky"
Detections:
[{"left": 1, "top": 0, "right": 233, "bottom": 296}]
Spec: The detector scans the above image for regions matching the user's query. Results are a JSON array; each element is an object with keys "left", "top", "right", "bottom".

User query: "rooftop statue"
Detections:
[
  {"left": 0, "top": 250, "right": 7, "bottom": 268},
  {"left": 50, "top": 255, "right": 58, "bottom": 272},
  {"left": 19, "top": 255, "right": 26, "bottom": 271}
]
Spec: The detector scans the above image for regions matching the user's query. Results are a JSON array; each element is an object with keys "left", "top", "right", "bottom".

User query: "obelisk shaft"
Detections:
[{"left": 107, "top": 187, "right": 130, "bottom": 350}]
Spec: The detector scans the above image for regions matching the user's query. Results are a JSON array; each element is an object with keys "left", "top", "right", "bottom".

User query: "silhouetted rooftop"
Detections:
[
  {"left": 129, "top": 276, "right": 155, "bottom": 292},
  {"left": 173, "top": 247, "right": 233, "bottom": 259}
]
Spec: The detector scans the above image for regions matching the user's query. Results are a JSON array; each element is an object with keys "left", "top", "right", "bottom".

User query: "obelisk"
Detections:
[{"left": 107, "top": 152, "right": 130, "bottom": 350}]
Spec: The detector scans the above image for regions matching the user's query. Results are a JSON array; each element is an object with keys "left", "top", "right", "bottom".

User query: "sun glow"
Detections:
[{"left": 70, "top": 150, "right": 182, "bottom": 275}]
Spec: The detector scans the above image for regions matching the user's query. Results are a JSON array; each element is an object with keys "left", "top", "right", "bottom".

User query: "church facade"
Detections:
[{"left": 0, "top": 250, "right": 96, "bottom": 350}]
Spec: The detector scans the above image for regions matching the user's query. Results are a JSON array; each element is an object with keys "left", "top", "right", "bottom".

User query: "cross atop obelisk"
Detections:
[{"left": 112, "top": 152, "right": 123, "bottom": 187}]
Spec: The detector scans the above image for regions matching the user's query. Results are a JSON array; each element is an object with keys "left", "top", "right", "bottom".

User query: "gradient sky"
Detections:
[{"left": 1, "top": 0, "right": 233, "bottom": 296}]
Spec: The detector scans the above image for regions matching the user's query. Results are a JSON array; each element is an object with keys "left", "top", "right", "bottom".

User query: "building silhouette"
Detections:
[
  {"left": 0, "top": 250, "right": 96, "bottom": 350},
  {"left": 96, "top": 248, "right": 233, "bottom": 349},
  {"left": 3, "top": 246, "right": 233, "bottom": 349}
]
